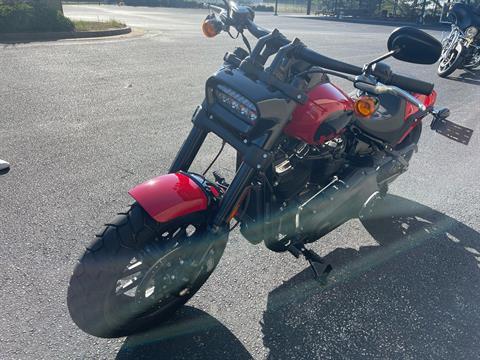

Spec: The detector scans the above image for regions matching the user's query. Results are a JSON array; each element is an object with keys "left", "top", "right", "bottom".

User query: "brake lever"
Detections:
[{"left": 376, "top": 83, "right": 427, "bottom": 111}]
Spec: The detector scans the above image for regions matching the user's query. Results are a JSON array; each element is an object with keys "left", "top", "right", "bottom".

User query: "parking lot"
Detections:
[{"left": 0, "top": 5, "right": 479, "bottom": 359}]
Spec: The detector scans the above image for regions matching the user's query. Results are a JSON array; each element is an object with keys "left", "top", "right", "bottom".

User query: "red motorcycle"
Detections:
[{"left": 68, "top": 1, "right": 473, "bottom": 338}]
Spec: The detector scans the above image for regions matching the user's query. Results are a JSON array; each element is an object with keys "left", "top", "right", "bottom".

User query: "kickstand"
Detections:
[{"left": 288, "top": 243, "right": 332, "bottom": 284}]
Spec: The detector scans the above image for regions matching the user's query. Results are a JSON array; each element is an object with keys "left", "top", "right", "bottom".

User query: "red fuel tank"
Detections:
[{"left": 284, "top": 82, "right": 354, "bottom": 144}]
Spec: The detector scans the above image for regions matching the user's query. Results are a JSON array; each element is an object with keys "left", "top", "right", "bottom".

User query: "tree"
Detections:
[
  {"left": 41, "top": 0, "right": 63, "bottom": 13},
  {"left": 1, "top": 0, "right": 64, "bottom": 13}
]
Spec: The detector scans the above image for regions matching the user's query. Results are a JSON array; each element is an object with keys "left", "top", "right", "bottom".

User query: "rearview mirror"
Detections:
[{"left": 387, "top": 27, "right": 442, "bottom": 65}]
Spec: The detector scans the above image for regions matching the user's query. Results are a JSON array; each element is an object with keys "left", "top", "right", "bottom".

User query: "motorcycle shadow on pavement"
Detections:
[
  {"left": 262, "top": 194, "right": 480, "bottom": 359},
  {"left": 116, "top": 306, "right": 253, "bottom": 360},
  {"left": 449, "top": 69, "right": 480, "bottom": 86}
]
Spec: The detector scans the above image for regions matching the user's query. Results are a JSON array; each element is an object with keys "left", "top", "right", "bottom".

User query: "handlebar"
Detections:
[
  {"left": 200, "top": 11, "right": 434, "bottom": 98},
  {"left": 296, "top": 47, "right": 363, "bottom": 76},
  {"left": 245, "top": 19, "right": 434, "bottom": 96},
  {"left": 299, "top": 47, "right": 434, "bottom": 95},
  {"left": 245, "top": 19, "right": 269, "bottom": 38},
  {"left": 246, "top": 21, "right": 363, "bottom": 76}
]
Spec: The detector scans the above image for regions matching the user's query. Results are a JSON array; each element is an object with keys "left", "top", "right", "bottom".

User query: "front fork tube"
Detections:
[
  {"left": 212, "top": 163, "right": 255, "bottom": 227},
  {"left": 168, "top": 123, "right": 257, "bottom": 229},
  {"left": 169, "top": 125, "right": 208, "bottom": 173}
]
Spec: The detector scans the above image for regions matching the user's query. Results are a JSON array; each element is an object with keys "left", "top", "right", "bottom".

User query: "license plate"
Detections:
[{"left": 431, "top": 117, "right": 474, "bottom": 145}]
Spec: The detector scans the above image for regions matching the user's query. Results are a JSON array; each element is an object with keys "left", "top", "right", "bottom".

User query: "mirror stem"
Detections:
[{"left": 363, "top": 49, "right": 400, "bottom": 72}]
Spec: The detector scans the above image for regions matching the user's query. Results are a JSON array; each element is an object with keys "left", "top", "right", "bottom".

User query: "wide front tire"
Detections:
[{"left": 67, "top": 203, "right": 226, "bottom": 338}]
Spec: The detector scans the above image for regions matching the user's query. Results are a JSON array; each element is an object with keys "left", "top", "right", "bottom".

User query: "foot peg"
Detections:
[{"left": 288, "top": 243, "right": 332, "bottom": 284}]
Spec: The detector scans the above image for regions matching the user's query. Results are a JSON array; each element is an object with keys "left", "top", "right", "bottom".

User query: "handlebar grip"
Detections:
[
  {"left": 297, "top": 48, "right": 363, "bottom": 76},
  {"left": 388, "top": 73, "right": 434, "bottom": 95}
]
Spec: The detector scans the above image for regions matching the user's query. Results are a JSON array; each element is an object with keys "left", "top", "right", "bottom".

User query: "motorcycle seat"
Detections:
[{"left": 355, "top": 93, "right": 407, "bottom": 144}]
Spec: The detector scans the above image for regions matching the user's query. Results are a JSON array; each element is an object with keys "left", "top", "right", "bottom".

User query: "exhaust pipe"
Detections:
[
  {"left": 264, "top": 151, "right": 411, "bottom": 251},
  {"left": 377, "top": 142, "right": 417, "bottom": 186},
  {"left": 298, "top": 167, "right": 379, "bottom": 238}
]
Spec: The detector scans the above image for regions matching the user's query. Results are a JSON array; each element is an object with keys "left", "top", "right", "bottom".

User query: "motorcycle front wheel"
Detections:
[
  {"left": 67, "top": 203, "right": 227, "bottom": 338},
  {"left": 437, "top": 43, "right": 465, "bottom": 77}
]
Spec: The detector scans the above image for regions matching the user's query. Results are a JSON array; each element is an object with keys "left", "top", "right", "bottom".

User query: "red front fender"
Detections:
[{"left": 128, "top": 172, "right": 210, "bottom": 223}]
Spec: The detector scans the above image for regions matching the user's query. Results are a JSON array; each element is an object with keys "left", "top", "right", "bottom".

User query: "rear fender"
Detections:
[
  {"left": 129, "top": 172, "right": 219, "bottom": 223},
  {"left": 397, "top": 90, "right": 437, "bottom": 144},
  {"left": 405, "top": 90, "right": 437, "bottom": 120}
]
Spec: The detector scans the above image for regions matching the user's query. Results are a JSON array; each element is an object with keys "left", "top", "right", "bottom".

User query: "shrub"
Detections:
[
  {"left": 252, "top": 4, "right": 274, "bottom": 12},
  {"left": 0, "top": 1, "right": 74, "bottom": 33}
]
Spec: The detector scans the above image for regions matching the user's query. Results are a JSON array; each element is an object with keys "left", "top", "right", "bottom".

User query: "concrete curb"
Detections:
[
  {"left": 0, "top": 26, "right": 132, "bottom": 43},
  {"left": 286, "top": 16, "right": 450, "bottom": 31}
]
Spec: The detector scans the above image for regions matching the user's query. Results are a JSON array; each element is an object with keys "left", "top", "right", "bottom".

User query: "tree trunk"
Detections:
[{"left": 307, "top": 0, "right": 312, "bottom": 15}]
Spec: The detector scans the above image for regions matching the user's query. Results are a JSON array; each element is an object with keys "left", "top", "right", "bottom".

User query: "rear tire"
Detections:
[{"left": 67, "top": 203, "right": 227, "bottom": 338}]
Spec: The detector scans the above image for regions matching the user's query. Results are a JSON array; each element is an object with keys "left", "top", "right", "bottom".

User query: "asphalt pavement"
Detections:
[{"left": 1, "top": 5, "right": 479, "bottom": 359}]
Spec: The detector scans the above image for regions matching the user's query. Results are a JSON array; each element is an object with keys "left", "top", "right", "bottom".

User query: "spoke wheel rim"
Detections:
[{"left": 439, "top": 49, "right": 458, "bottom": 71}]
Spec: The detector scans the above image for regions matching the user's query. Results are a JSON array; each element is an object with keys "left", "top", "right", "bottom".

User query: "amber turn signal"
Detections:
[
  {"left": 354, "top": 96, "right": 377, "bottom": 118},
  {"left": 202, "top": 18, "right": 221, "bottom": 38}
]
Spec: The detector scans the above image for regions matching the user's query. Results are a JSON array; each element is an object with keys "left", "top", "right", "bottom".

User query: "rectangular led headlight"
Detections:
[{"left": 214, "top": 84, "right": 258, "bottom": 125}]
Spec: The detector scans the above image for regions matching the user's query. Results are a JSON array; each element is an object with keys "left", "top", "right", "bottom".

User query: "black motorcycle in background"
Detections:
[{"left": 438, "top": 2, "right": 480, "bottom": 77}]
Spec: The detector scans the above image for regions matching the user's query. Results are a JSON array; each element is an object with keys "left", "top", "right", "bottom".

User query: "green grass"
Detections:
[{"left": 73, "top": 19, "right": 125, "bottom": 31}]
